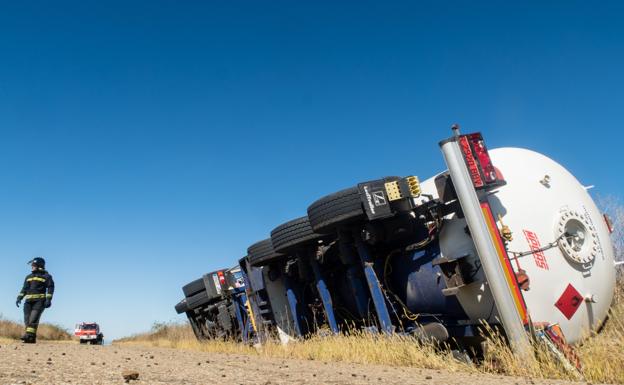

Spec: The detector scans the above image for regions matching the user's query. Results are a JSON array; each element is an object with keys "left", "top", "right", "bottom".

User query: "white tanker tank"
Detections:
[{"left": 416, "top": 141, "right": 616, "bottom": 346}]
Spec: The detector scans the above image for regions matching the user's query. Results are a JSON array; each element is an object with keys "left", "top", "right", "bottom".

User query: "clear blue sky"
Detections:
[{"left": 1, "top": 1, "right": 622, "bottom": 339}]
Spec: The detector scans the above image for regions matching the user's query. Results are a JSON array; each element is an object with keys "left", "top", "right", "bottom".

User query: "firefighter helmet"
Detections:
[{"left": 28, "top": 257, "right": 45, "bottom": 268}]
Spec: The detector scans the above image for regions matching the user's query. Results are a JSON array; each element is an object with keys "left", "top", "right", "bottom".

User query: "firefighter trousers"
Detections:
[{"left": 23, "top": 300, "right": 45, "bottom": 337}]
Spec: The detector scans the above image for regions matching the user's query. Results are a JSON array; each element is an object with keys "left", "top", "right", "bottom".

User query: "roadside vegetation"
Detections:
[
  {"left": 115, "top": 322, "right": 472, "bottom": 373},
  {"left": 116, "top": 197, "right": 624, "bottom": 384},
  {"left": 0, "top": 316, "right": 72, "bottom": 341},
  {"left": 115, "top": 278, "right": 623, "bottom": 384}
]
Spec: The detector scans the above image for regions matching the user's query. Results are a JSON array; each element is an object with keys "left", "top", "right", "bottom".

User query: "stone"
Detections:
[{"left": 122, "top": 370, "right": 140, "bottom": 382}]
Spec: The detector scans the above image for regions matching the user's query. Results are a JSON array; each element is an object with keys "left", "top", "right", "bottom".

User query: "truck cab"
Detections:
[{"left": 74, "top": 322, "right": 104, "bottom": 345}]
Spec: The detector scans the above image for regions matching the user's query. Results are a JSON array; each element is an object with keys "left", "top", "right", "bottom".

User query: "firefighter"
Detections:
[{"left": 15, "top": 257, "right": 55, "bottom": 344}]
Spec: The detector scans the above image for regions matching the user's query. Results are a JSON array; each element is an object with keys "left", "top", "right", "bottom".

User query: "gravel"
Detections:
[{"left": 0, "top": 341, "right": 582, "bottom": 385}]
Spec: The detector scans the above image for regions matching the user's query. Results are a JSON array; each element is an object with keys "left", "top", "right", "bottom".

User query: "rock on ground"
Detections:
[{"left": 0, "top": 341, "right": 581, "bottom": 385}]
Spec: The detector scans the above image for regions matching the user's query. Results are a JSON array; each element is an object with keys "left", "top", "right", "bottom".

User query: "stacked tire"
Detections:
[{"left": 178, "top": 175, "right": 422, "bottom": 342}]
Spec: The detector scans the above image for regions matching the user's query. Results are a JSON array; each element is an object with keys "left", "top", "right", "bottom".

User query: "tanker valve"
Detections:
[
  {"left": 497, "top": 214, "right": 513, "bottom": 242},
  {"left": 515, "top": 269, "right": 530, "bottom": 291},
  {"left": 539, "top": 174, "right": 551, "bottom": 188}
]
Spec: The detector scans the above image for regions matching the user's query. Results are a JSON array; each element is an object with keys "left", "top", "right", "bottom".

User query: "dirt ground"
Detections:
[{"left": 0, "top": 340, "right": 585, "bottom": 385}]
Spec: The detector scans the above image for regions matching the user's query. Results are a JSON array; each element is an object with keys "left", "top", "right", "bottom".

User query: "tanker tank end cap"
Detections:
[{"left": 555, "top": 210, "right": 599, "bottom": 265}]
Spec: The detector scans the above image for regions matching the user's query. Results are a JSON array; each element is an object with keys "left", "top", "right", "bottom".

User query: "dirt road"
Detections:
[{"left": 0, "top": 340, "right": 581, "bottom": 385}]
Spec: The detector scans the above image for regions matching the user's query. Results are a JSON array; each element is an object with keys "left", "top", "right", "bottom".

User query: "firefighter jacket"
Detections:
[{"left": 17, "top": 269, "right": 54, "bottom": 302}]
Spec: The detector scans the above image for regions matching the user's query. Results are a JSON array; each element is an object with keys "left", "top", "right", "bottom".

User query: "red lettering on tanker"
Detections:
[{"left": 523, "top": 229, "right": 549, "bottom": 270}]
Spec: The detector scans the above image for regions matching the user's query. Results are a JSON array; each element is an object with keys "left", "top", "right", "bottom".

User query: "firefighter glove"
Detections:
[
  {"left": 15, "top": 298, "right": 21, "bottom": 307},
  {"left": 44, "top": 299, "right": 52, "bottom": 308}
]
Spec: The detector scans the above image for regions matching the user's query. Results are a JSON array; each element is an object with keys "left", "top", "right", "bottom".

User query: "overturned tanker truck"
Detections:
[{"left": 176, "top": 128, "right": 617, "bottom": 360}]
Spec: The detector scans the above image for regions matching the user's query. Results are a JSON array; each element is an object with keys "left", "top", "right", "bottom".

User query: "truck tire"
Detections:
[
  {"left": 307, "top": 177, "right": 400, "bottom": 233},
  {"left": 270, "top": 216, "right": 325, "bottom": 254},
  {"left": 186, "top": 290, "right": 212, "bottom": 310},
  {"left": 248, "top": 239, "right": 283, "bottom": 267},
  {"left": 175, "top": 299, "right": 189, "bottom": 314},
  {"left": 307, "top": 186, "right": 362, "bottom": 233},
  {"left": 182, "top": 278, "right": 206, "bottom": 298}
]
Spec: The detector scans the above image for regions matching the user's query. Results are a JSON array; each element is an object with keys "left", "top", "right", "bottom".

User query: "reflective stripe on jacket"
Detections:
[{"left": 17, "top": 269, "right": 54, "bottom": 302}]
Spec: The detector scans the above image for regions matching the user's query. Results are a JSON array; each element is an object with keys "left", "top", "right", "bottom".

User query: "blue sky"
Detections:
[{"left": 0, "top": 1, "right": 622, "bottom": 339}]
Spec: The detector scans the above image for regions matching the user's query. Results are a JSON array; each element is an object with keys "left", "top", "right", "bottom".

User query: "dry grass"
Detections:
[
  {"left": 116, "top": 323, "right": 472, "bottom": 373},
  {"left": 117, "top": 278, "right": 624, "bottom": 384},
  {"left": 116, "top": 322, "right": 197, "bottom": 345},
  {"left": 481, "top": 279, "right": 624, "bottom": 384},
  {"left": 572, "top": 280, "right": 624, "bottom": 383},
  {"left": 0, "top": 316, "right": 72, "bottom": 341}
]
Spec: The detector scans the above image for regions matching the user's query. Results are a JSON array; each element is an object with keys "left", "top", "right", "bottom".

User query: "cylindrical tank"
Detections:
[{"left": 418, "top": 147, "right": 616, "bottom": 343}]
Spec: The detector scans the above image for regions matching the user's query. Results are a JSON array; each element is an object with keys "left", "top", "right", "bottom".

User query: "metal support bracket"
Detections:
[
  {"left": 233, "top": 293, "right": 247, "bottom": 343},
  {"left": 353, "top": 234, "right": 394, "bottom": 334},
  {"left": 309, "top": 256, "right": 339, "bottom": 334},
  {"left": 283, "top": 274, "right": 304, "bottom": 337}
]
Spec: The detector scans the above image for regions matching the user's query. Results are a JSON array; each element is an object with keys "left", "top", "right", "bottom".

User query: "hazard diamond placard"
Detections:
[{"left": 555, "top": 284, "right": 583, "bottom": 320}]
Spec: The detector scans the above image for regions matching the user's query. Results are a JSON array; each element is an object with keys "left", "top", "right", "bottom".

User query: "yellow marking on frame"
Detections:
[{"left": 245, "top": 299, "right": 257, "bottom": 333}]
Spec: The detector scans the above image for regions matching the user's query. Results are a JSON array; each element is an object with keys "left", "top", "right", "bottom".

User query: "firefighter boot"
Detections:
[
  {"left": 23, "top": 333, "right": 36, "bottom": 344},
  {"left": 22, "top": 327, "right": 37, "bottom": 344}
]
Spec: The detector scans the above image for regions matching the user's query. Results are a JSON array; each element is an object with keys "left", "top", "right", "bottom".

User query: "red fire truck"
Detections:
[{"left": 74, "top": 322, "right": 104, "bottom": 345}]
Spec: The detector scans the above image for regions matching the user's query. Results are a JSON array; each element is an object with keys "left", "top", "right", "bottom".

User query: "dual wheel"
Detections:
[
  {"left": 248, "top": 176, "right": 400, "bottom": 266},
  {"left": 248, "top": 216, "right": 323, "bottom": 267}
]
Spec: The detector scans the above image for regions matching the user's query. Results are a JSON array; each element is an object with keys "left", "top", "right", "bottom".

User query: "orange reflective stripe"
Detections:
[{"left": 481, "top": 202, "right": 529, "bottom": 324}]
